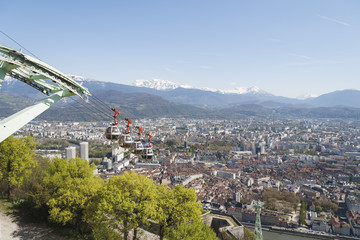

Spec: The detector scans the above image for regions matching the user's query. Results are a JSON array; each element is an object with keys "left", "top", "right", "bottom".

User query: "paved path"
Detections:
[{"left": 0, "top": 211, "right": 68, "bottom": 240}]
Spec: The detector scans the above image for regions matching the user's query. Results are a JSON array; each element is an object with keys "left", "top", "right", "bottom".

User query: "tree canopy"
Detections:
[
  {"left": 0, "top": 137, "right": 217, "bottom": 239},
  {"left": 155, "top": 184, "right": 206, "bottom": 240},
  {"left": 263, "top": 189, "right": 299, "bottom": 212},
  {"left": 85, "top": 172, "right": 157, "bottom": 240},
  {"left": 314, "top": 200, "right": 338, "bottom": 213},
  {"left": 33, "top": 157, "right": 103, "bottom": 232},
  {"left": 85, "top": 173, "right": 217, "bottom": 240},
  {"left": 0, "top": 136, "right": 36, "bottom": 198}
]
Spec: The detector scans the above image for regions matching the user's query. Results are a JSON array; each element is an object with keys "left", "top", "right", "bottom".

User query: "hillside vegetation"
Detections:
[{"left": 0, "top": 136, "right": 217, "bottom": 240}]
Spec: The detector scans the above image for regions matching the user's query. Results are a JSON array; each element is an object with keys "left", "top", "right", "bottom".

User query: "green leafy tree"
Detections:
[
  {"left": 167, "top": 221, "right": 217, "bottom": 240},
  {"left": 244, "top": 227, "right": 255, "bottom": 240},
  {"left": 0, "top": 136, "right": 36, "bottom": 198},
  {"left": 314, "top": 200, "right": 338, "bottom": 213},
  {"left": 155, "top": 184, "right": 206, "bottom": 240},
  {"left": 299, "top": 202, "right": 307, "bottom": 226},
  {"left": 33, "top": 157, "right": 103, "bottom": 232},
  {"left": 315, "top": 205, "right": 322, "bottom": 214},
  {"left": 263, "top": 189, "right": 299, "bottom": 212},
  {"left": 85, "top": 171, "right": 157, "bottom": 240}
]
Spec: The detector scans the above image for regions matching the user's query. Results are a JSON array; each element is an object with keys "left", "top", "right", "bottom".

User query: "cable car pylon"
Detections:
[
  {"left": 0, "top": 44, "right": 91, "bottom": 143},
  {"left": 253, "top": 200, "right": 264, "bottom": 240}
]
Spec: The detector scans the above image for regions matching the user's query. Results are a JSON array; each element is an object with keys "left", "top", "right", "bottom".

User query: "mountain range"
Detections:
[{"left": 1, "top": 77, "right": 360, "bottom": 120}]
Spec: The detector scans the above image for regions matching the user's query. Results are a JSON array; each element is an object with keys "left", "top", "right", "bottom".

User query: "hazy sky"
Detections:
[{"left": 1, "top": 0, "right": 359, "bottom": 98}]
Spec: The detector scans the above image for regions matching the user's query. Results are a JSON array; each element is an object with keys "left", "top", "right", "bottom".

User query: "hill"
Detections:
[
  {"left": 308, "top": 89, "right": 360, "bottom": 108},
  {"left": 3, "top": 78, "right": 360, "bottom": 120},
  {"left": 0, "top": 90, "right": 215, "bottom": 121}
]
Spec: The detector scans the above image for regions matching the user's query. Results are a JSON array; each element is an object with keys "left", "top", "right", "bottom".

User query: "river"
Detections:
[
  {"left": 246, "top": 226, "right": 320, "bottom": 240},
  {"left": 262, "top": 230, "right": 319, "bottom": 240}
]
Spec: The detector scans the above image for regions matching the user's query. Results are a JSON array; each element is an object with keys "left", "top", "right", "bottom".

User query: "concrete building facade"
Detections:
[
  {"left": 66, "top": 146, "right": 76, "bottom": 160},
  {"left": 80, "top": 142, "right": 89, "bottom": 161}
]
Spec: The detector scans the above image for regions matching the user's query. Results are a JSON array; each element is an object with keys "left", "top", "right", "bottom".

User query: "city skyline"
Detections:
[{"left": 1, "top": 0, "right": 359, "bottom": 98}]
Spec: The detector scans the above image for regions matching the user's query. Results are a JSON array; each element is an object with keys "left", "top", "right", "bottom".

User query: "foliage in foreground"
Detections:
[
  {"left": 0, "top": 136, "right": 217, "bottom": 239},
  {"left": 0, "top": 136, "right": 36, "bottom": 198}
]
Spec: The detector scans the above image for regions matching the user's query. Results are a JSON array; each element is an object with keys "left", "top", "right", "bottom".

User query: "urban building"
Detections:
[
  {"left": 80, "top": 142, "right": 89, "bottom": 161},
  {"left": 66, "top": 146, "right": 76, "bottom": 160}
]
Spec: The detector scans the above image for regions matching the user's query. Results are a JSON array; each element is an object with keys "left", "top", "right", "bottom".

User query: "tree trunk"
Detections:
[
  {"left": 133, "top": 227, "right": 137, "bottom": 240},
  {"left": 123, "top": 219, "right": 129, "bottom": 240},
  {"left": 159, "top": 224, "right": 164, "bottom": 240},
  {"left": 7, "top": 159, "right": 11, "bottom": 199}
]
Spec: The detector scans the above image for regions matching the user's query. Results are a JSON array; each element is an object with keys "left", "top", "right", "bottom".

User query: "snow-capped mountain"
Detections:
[
  {"left": 4, "top": 74, "right": 360, "bottom": 109},
  {"left": 296, "top": 93, "right": 319, "bottom": 100},
  {"left": 218, "top": 86, "right": 270, "bottom": 95},
  {"left": 134, "top": 79, "right": 182, "bottom": 90},
  {"left": 133, "top": 79, "right": 269, "bottom": 95}
]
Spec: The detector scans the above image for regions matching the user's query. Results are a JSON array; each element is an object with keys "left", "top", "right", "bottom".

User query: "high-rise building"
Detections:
[
  {"left": 66, "top": 146, "right": 76, "bottom": 160},
  {"left": 80, "top": 142, "right": 89, "bottom": 161},
  {"left": 234, "top": 192, "right": 241, "bottom": 202}
]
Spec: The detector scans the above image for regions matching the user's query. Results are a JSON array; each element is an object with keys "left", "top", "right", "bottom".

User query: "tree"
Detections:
[
  {"left": 315, "top": 205, "right": 322, "bottom": 214},
  {"left": 155, "top": 184, "right": 207, "bottom": 240},
  {"left": 0, "top": 136, "right": 36, "bottom": 198},
  {"left": 85, "top": 172, "right": 157, "bottom": 240},
  {"left": 167, "top": 221, "right": 217, "bottom": 240},
  {"left": 299, "top": 202, "right": 307, "bottom": 226},
  {"left": 263, "top": 189, "right": 299, "bottom": 212},
  {"left": 314, "top": 200, "right": 338, "bottom": 213},
  {"left": 244, "top": 227, "right": 255, "bottom": 240},
  {"left": 33, "top": 157, "right": 103, "bottom": 232}
]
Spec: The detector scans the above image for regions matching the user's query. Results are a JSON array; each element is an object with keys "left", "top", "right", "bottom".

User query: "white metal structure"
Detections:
[{"left": 0, "top": 44, "right": 91, "bottom": 143}]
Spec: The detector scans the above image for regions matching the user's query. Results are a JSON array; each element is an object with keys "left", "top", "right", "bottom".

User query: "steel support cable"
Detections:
[
  {"left": 67, "top": 102, "right": 99, "bottom": 121},
  {"left": 0, "top": 30, "right": 117, "bottom": 122},
  {"left": 70, "top": 93, "right": 113, "bottom": 118},
  {"left": 70, "top": 97, "right": 107, "bottom": 120},
  {"left": 88, "top": 98, "right": 114, "bottom": 118},
  {"left": 70, "top": 96, "right": 110, "bottom": 120},
  {"left": 88, "top": 96, "right": 117, "bottom": 121},
  {"left": 91, "top": 94, "right": 114, "bottom": 111},
  {"left": 0, "top": 30, "right": 41, "bottom": 60},
  {"left": 87, "top": 99, "right": 114, "bottom": 119}
]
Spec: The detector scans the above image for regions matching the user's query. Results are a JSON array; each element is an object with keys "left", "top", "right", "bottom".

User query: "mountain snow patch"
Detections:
[{"left": 133, "top": 79, "right": 269, "bottom": 95}]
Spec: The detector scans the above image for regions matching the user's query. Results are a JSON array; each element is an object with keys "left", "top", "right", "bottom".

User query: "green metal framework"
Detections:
[
  {"left": 253, "top": 200, "right": 264, "bottom": 240},
  {"left": 0, "top": 44, "right": 91, "bottom": 142}
]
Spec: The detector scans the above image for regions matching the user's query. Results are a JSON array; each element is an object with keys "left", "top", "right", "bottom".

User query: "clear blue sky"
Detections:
[{"left": 1, "top": 0, "right": 359, "bottom": 98}]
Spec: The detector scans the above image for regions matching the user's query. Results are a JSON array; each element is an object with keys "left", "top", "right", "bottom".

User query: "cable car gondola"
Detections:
[
  {"left": 142, "top": 133, "right": 153, "bottom": 160},
  {"left": 105, "top": 108, "right": 121, "bottom": 140},
  {"left": 119, "top": 118, "right": 134, "bottom": 148},
  {"left": 132, "top": 126, "right": 144, "bottom": 154}
]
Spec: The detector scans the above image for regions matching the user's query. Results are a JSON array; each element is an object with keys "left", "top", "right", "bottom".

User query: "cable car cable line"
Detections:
[
  {"left": 70, "top": 96, "right": 110, "bottom": 120},
  {"left": 0, "top": 30, "right": 41, "bottom": 60},
  {"left": 1, "top": 30, "right": 113, "bottom": 120},
  {"left": 69, "top": 95, "right": 113, "bottom": 119},
  {"left": 88, "top": 98, "right": 114, "bottom": 118},
  {"left": 87, "top": 99, "right": 113, "bottom": 118},
  {"left": 91, "top": 94, "right": 114, "bottom": 111},
  {"left": 0, "top": 32, "right": 154, "bottom": 160},
  {"left": 67, "top": 101, "right": 99, "bottom": 121}
]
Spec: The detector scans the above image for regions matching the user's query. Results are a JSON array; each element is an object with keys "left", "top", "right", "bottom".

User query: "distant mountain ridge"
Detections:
[
  {"left": 307, "top": 89, "right": 360, "bottom": 108},
  {"left": 133, "top": 78, "right": 270, "bottom": 95},
  {"left": 2, "top": 75, "right": 360, "bottom": 109},
  {"left": 2, "top": 89, "right": 360, "bottom": 120}
]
